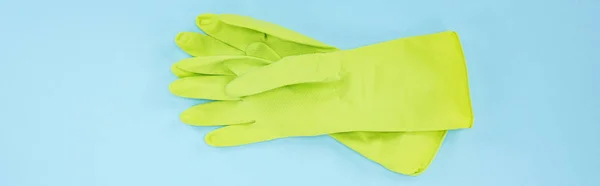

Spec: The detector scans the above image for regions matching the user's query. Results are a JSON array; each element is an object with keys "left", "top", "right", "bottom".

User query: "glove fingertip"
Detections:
[
  {"left": 204, "top": 131, "right": 226, "bottom": 147},
  {"left": 196, "top": 13, "right": 218, "bottom": 26},
  {"left": 204, "top": 128, "right": 239, "bottom": 147},
  {"left": 171, "top": 65, "right": 197, "bottom": 78}
]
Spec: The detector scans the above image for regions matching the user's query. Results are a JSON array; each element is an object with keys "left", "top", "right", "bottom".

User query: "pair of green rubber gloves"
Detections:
[{"left": 169, "top": 13, "right": 474, "bottom": 176}]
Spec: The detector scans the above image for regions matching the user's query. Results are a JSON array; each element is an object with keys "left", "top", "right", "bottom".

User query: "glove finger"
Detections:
[
  {"left": 180, "top": 100, "right": 252, "bottom": 126},
  {"left": 226, "top": 54, "right": 342, "bottom": 97},
  {"left": 174, "top": 56, "right": 271, "bottom": 76},
  {"left": 245, "top": 42, "right": 281, "bottom": 61},
  {"left": 196, "top": 13, "right": 338, "bottom": 57},
  {"left": 205, "top": 123, "right": 276, "bottom": 147},
  {"left": 171, "top": 65, "right": 199, "bottom": 78},
  {"left": 169, "top": 76, "right": 238, "bottom": 100},
  {"left": 175, "top": 32, "right": 244, "bottom": 57}
]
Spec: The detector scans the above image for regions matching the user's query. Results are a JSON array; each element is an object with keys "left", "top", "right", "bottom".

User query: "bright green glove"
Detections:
[
  {"left": 170, "top": 13, "right": 474, "bottom": 175},
  {"left": 177, "top": 30, "right": 472, "bottom": 140}
]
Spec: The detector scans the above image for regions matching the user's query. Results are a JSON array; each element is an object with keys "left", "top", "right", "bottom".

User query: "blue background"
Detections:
[{"left": 1, "top": 0, "right": 599, "bottom": 185}]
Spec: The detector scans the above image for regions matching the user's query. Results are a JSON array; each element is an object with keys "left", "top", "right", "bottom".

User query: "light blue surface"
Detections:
[{"left": 1, "top": 0, "right": 599, "bottom": 185}]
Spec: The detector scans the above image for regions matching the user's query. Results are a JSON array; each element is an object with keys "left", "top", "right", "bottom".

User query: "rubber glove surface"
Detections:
[{"left": 170, "top": 14, "right": 474, "bottom": 175}]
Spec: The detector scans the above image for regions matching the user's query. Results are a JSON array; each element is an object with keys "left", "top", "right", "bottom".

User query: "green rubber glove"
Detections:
[{"left": 170, "top": 14, "right": 474, "bottom": 175}]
